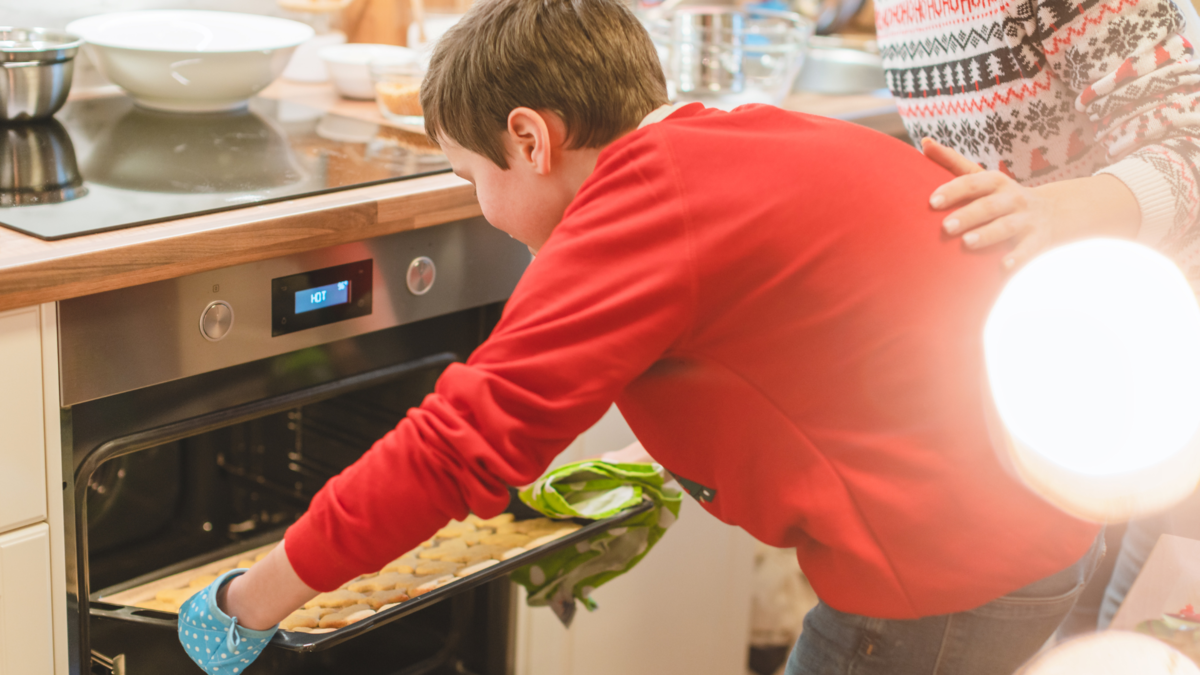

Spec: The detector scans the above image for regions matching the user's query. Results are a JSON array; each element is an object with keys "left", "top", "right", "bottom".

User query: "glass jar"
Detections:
[
  {"left": 370, "top": 53, "right": 427, "bottom": 130},
  {"left": 645, "top": 7, "right": 812, "bottom": 109}
]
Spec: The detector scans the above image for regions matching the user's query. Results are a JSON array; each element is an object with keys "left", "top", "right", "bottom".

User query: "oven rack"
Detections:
[{"left": 90, "top": 499, "right": 653, "bottom": 652}]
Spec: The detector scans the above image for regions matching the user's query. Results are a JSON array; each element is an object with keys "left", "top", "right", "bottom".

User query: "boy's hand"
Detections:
[
  {"left": 178, "top": 570, "right": 278, "bottom": 674},
  {"left": 177, "top": 543, "right": 318, "bottom": 673},
  {"left": 923, "top": 138, "right": 1140, "bottom": 270}
]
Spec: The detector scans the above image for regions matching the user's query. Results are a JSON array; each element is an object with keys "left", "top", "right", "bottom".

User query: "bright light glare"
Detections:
[
  {"left": 984, "top": 239, "right": 1200, "bottom": 477},
  {"left": 1020, "top": 631, "right": 1200, "bottom": 675}
]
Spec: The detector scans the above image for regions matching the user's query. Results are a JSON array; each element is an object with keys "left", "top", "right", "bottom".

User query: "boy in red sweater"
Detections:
[{"left": 182, "top": 0, "right": 1104, "bottom": 673}]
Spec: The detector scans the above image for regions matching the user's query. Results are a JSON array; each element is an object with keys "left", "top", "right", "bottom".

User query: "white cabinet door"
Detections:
[
  {"left": 0, "top": 523, "right": 54, "bottom": 675},
  {"left": 0, "top": 307, "right": 47, "bottom": 535}
]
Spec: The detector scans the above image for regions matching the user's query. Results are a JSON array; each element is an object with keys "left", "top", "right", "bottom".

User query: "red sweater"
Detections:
[{"left": 286, "top": 103, "right": 1099, "bottom": 619}]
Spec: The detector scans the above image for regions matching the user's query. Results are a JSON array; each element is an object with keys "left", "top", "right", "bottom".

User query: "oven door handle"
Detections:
[
  {"left": 90, "top": 649, "right": 126, "bottom": 675},
  {"left": 74, "top": 351, "right": 459, "bottom": 497}
]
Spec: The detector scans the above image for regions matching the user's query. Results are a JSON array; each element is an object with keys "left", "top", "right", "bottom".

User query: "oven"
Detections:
[{"left": 54, "top": 216, "right": 552, "bottom": 675}]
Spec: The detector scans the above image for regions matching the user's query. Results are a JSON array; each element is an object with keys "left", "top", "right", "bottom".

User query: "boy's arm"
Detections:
[
  {"left": 931, "top": 0, "right": 1200, "bottom": 272},
  {"left": 276, "top": 132, "right": 695, "bottom": 594}
]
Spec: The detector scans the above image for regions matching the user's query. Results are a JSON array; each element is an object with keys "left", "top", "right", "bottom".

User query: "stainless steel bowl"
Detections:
[
  {"left": 0, "top": 118, "right": 87, "bottom": 206},
  {"left": 793, "top": 35, "right": 885, "bottom": 95},
  {"left": 0, "top": 27, "right": 84, "bottom": 122}
]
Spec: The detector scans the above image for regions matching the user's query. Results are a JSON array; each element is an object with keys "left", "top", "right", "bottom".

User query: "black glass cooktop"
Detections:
[{"left": 0, "top": 95, "right": 450, "bottom": 240}]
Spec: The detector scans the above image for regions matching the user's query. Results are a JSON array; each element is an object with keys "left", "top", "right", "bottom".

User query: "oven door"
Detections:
[
  {"left": 57, "top": 218, "right": 562, "bottom": 674},
  {"left": 69, "top": 341, "right": 650, "bottom": 674}
]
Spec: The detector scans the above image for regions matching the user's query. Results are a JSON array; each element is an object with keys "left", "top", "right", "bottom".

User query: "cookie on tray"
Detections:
[
  {"left": 382, "top": 554, "right": 420, "bottom": 574},
  {"left": 511, "top": 518, "right": 556, "bottom": 534},
  {"left": 418, "top": 538, "right": 469, "bottom": 560},
  {"left": 135, "top": 599, "right": 179, "bottom": 613},
  {"left": 458, "top": 530, "right": 486, "bottom": 545},
  {"left": 435, "top": 519, "right": 477, "bottom": 539},
  {"left": 500, "top": 547, "right": 527, "bottom": 561},
  {"left": 409, "top": 575, "right": 456, "bottom": 597},
  {"left": 444, "top": 544, "right": 509, "bottom": 565},
  {"left": 456, "top": 559, "right": 500, "bottom": 577},
  {"left": 281, "top": 608, "right": 323, "bottom": 631},
  {"left": 304, "top": 589, "right": 367, "bottom": 609},
  {"left": 187, "top": 574, "right": 218, "bottom": 589},
  {"left": 156, "top": 587, "right": 198, "bottom": 608},
  {"left": 480, "top": 532, "right": 532, "bottom": 549},
  {"left": 527, "top": 529, "right": 577, "bottom": 549},
  {"left": 365, "top": 588, "right": 410, "bottom": 609},
  {"left": 318, "top": 604, "right": 375, "bottom": 629},
  {"left": 414, "top": 559, "right": 462, "bottom": 577},
  {"left": 348, "top": 572, "right": 420, "bottom": 593},
  {"left": 477, "top": 513, "right": 515, "bottom": 528}
]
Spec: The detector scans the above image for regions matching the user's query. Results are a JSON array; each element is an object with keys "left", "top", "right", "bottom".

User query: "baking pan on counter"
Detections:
[{"left": 90, "top": 499, "right": 652, "bottom": 652}]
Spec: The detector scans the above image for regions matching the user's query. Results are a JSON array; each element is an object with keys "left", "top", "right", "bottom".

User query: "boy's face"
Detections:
[
  {"left": 441, "top": 109, "right": 605, "bottom": 254},
  {"left": 444, "top": 140, "right": 564, "bottom": 253}
]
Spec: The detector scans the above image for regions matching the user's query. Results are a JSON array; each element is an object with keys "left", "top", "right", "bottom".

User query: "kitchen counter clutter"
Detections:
[{"left": 0, "top": 81, "right": 898, "bottom": 313}]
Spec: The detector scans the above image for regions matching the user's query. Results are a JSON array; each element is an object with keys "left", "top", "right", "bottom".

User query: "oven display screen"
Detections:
[
  {"left": 272, "top": 260, "right": 373, "bottom": 337},
  {"left": 295, "top": 281, "right": 350, "bottom": 314}
]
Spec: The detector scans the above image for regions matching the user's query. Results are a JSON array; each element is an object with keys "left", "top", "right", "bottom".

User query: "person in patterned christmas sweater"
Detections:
[
  {"left": 876, "top": 0, "right": 1200, "bottom": 277},
  {"left": 875, "top": 0, "right": 1200, "bottom": 639}
]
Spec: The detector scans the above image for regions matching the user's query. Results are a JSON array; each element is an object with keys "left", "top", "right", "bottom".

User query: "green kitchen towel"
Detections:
[{"left": 512, "top": 460, "right": 682, "bottom": 626}]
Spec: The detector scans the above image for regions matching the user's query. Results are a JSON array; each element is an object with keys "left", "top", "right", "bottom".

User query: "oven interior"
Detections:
[
  {"left": 71, "top": 307, "right": 516, "bottom": 675},
  {"left": 85, "top": 366, "right": 446, "bottom": 590}
]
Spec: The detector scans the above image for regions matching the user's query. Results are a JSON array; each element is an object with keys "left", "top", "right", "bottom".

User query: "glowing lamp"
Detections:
[
  {"left": 1017, "top": 631, "right": 1199, "bottom": 675},
  {"left": 984, "top": 239, "right": 1200, "bottom": 522}
]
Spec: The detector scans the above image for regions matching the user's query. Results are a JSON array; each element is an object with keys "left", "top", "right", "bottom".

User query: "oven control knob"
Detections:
[
  {"left": 200, "top": 301, "right": 234, "bottom": 341},
  {"left": 407, "top": 256, "right": 436, "bottom": 296}
]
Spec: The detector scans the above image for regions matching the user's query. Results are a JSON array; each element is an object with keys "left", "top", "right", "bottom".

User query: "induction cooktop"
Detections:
[{"left": 0, "top": 94, "right": 450, "bottom": 240}]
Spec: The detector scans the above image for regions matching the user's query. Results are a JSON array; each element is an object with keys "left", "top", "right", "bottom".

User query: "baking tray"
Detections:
[{"left": 90, "top": 499, "right": 653, "bottom": 652}]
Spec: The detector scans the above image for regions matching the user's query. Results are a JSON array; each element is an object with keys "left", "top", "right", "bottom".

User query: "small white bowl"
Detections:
[
  {"left": 319, "top": 43, "right": 416, "bottom": 100},
  {"left": 67, "top": 10, "right": 313, "bottom": 113}
]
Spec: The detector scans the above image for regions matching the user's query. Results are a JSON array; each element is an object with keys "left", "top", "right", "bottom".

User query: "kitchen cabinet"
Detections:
[
  {"left": 0, "top": 523, "right": 55, "bottom": 675},
  {"left": 0, "top": 305, "right": 67, "bottom": 675},
  {"left": 0, "top": 307, "right": 47, "bottom": 535}
]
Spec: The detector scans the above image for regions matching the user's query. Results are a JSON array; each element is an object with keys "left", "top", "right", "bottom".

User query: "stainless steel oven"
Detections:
[{"left": 54, "top": 217, "right": 550, "bottom": 675}]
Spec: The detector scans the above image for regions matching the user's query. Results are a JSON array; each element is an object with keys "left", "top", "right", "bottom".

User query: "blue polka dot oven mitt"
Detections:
[{"left": 177, "top": 569, "right": 278, "bottom": 674}]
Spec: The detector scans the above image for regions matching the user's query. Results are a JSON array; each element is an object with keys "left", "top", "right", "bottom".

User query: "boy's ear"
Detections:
[{"left": 507, "top": 107, "right": 557, "bottom": 176}]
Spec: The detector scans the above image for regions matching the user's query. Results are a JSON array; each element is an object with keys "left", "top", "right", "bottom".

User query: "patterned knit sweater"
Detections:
[{"left": 875, "top": 0, "right": 1200, "bottom": 281}]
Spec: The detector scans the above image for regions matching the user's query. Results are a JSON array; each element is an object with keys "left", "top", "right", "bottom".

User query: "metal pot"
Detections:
[
  {"left": 0, "top": 118, "right": 87, "bottom": 206},
  {"left": 793, "top": 35, "right": 885, "bottom": 94},
  {"left": 0, "top": 27, "right": 83, "bottom": 122}
]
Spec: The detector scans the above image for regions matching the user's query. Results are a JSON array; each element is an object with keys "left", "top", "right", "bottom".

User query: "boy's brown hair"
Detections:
[{"left": 421, "top": 0, "right": 669, "bottom": 168}]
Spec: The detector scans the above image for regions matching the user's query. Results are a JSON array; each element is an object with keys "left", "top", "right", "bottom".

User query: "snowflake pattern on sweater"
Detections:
[{"left": 875, "top": 0, "right": 1200, "bottom": 280}]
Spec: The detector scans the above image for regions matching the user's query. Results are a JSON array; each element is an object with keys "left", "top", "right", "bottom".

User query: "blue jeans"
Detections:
[
  {"left": 785, "top": 533, "right": 1105, "bottom": 675},
  {"left": 1097, "top": 518, "right": 1159, "bottom": 628}
]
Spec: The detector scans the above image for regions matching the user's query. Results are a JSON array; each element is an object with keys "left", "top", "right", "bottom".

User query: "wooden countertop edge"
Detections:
[
  {"left": 0, "top": 173, "right": 480, "bottom": 313},
  {"left": 0, "top": 92, "right": 903, "bottom": 313}
]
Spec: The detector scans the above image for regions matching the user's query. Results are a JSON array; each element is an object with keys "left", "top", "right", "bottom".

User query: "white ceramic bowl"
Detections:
[
  {"left": 319, "top": 43, "right": 415, "bottom": 100},
  {"left": 66, "top": 10, "right": 314, "bottom": 113}
]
